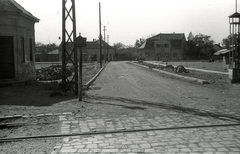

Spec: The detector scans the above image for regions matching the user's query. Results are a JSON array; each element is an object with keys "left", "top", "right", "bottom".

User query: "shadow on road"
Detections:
[{"left": 85, "top": 94, "right": 240, "bottom": 123}]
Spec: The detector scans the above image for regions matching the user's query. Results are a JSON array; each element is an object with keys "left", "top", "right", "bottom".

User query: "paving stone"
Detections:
[
  {"left": 52, "top": 112, "right": 240, "bottom": 154},
  {"left": 217, "top": 148, "right": 230, "bottom": 152},
  {"left": 101, "top": 149, "right": 119, "bottom": 152},
  {"left": 77, "top": 149, "right": 89, "bottom": 153},
  {"left": 230, "top": 148, "right": 240, "bottom": 152},
  {"left": 139, "top": 143, "right": 151, "bottom": 148},
  {"left": 86, "top": 144, "right": 98, "bottom": 149}
]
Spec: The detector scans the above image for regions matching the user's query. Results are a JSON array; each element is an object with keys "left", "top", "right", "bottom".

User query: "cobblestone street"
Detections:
[{"left": 52, "top": 105, "right": 240, "bottom": 154}]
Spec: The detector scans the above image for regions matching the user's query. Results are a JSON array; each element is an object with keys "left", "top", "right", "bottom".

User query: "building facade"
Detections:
[
  {"left": 0, "top": 0, "right": 39, "bottom": 81},
  {"left": 139, "top": 33, "right": 186, "bottom": 61}
]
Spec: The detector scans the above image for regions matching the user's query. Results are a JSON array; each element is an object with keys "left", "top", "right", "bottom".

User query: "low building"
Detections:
[
  {"left": 59, "top": 39, "right": 115, "bottom": 62},
  {"left": 139, "top": 33, "right": 186, "bottom": 61},
  {"left": 0, "top": 0, "right": 39, "bottom": 81}
]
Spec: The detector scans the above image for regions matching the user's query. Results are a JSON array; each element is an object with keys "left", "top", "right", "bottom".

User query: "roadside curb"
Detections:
[
  {"left": 130, "top": 62, "right": 210, "bottom": 84},
  {"left": 85, "top": 62, "right": 108, "bottom": 89}
]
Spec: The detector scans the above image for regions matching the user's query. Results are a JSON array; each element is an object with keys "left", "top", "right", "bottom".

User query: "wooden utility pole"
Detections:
[
  {"left": 99, "top": 2, "right": 102, "bottom": 68},
  {"left": 103, "top": 25, "right": 107, "bottom": 62},
  {"left": 236, "top": 0, "right": 238, "bottom": 12},
  {"left": 107, "top": 35, "right": 109, "bottom": 62}
]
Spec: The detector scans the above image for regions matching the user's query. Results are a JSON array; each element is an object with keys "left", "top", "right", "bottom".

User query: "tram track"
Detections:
[
  {"left": 0, "top": 123, "right": 240, "bottom": 143},
  {"left": 0, "top": 121, "right": 59, "bottom": 128}
]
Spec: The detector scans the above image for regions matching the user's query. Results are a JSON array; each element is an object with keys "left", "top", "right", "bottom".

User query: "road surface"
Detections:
[
  {"left": 52, "top": 61, "right": 240, "bottom": 153},
  {"left": 86, "top": 61, "right": 240, "bottom": 114}
]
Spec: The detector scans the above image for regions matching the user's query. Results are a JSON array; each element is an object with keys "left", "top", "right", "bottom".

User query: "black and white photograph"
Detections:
[{"left": 0, "top": 0, "right": 240, "bottom": 153}]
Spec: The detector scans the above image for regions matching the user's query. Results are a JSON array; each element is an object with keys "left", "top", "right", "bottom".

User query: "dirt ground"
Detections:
[{"left": 0, "top": 61, "right": 239, "bottom": 154}]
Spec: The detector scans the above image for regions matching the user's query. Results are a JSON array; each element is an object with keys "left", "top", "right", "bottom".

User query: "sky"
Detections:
[{"left": 15, "top": 0, "right": 239, "bottom": 46}]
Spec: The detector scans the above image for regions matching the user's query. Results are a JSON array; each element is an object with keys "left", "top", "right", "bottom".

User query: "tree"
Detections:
[
  {"left": 134, "top": 38, "right": 146, "bottom": 48},
  {"left": 112, "top": 42, "right": 139, "bottom": 61},
  {"left": 194, "top": 34, "right": 214, "bottom": 58},
  {"left": 185, "top": 33, "right": 215, "bottom": 59},
  {"left": 113, "top": 42, "right": 126, "bottom": 50},
  {"left": 187, "top": 32, "right": 194, "bottom": 41}
]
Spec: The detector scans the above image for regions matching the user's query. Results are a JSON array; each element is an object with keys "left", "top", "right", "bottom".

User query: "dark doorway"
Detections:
[{"left": 0, "top": 36, "right": 14, "bottom": 79}]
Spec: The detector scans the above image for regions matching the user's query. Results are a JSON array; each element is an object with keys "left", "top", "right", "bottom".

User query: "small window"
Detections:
[
  {"left": 21, "top": 37, "right": 25, "bottom": 62},
  {"left": 91, "top": 54, "right": 97, "bottom": 61},
  {"left": 164, "top": 44, "right": 169, "bottom": 48},
  {"left": 172, "top": 53, "right": 178, "bottom": 58},
  {"left": 29, "top": 38, "right": 33, "bottom": 61},
  {"left": 156, "top": 44, "right": 161, "bottom": 48}
]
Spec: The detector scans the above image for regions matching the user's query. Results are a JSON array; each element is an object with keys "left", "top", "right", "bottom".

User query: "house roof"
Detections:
[
  {"left": 213, "top": 49, "right": 230, "bottom": 55},
  {"left": 212, "top": 44, "right": 223, "bottom": 52},
  {"left": 0, "top": 0, "right": 39, "bottom": 22},
  {"left": 148, "top": 33, "right": 186, "bottom": 40},
  {"left": 229, "top": 12, "right": 240, "bottom": 18},
  {"left": 139, "top": 33, "right": 186, "bottom": 49},
  {"left": 59, "top": 39, "right": 113, "bottom": 50},
  {"left": 86, "top": 40, "right": 113, "bottom": 49},
  {"left": 47, "top": 49, "right": 59, "bottom": 55}
]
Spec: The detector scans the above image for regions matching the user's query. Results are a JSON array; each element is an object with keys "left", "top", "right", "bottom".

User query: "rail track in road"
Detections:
[
  {"left": 0, "top": 121, "right": 240, "bottom": 143},
  {"left": 0, "top": 97, "right": 240, "bottom": 143}
]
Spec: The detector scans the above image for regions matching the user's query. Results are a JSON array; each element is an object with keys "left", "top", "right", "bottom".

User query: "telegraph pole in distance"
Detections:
[
  {"left": 103, "top": 25, "right": 107, "bottom": 62},
  {"left": 107, "top": 35, "right": 109, "bottom": 62},
  {"left": 99, "top": 2, "right": 102, "bottom": 68}
]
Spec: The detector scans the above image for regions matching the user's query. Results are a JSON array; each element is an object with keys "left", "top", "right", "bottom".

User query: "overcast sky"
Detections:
[{"left": 15, "top": 0, "right": 239, "bottom": 46}]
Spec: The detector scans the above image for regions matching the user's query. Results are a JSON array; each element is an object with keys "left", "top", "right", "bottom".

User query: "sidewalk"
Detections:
[{"left": 52, "top": 100, "right": 240, "bottom": 153}]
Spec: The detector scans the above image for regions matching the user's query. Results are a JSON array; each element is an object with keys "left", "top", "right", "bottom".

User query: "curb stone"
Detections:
[
  {"left": 130, "top": 62, "right": 210, "bottom": 84},
  {"left": 85, "top": 62, "right": 108, "bottom": 88}
]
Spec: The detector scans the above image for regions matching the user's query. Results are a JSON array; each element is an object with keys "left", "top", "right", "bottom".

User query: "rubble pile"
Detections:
[
  {"left": 139, "top": 62, "right": 189, "bottom": 74},
  {"left": 174, "top": 65, "right": 189, "bottom": 73},
  {"left": 164, "top": 65, "right": 174, "bottom": 71},
  {"left": 36, "top": 65, "right": 72, "bottom": 81}
]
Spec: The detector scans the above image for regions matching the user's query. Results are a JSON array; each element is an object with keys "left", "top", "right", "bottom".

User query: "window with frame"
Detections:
[{"left": 164, "top": 44, "right": 169, "bottom": 48}]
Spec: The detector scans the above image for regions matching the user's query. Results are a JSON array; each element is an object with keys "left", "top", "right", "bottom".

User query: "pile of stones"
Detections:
[
  {"left": 36, "top": 65, "right": 72, "bottom": 81},
  {"left": 139, "top": 62, "right": 189, "bottom": 73}
]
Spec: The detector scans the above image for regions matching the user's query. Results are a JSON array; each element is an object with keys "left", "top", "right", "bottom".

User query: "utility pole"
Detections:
[
  {"left": 103, "top": 25, "right": 107, "bottom": 62},
  {"left": 236, "top": 0, "right": 238, "bottom": 12},
  {"left": 99, "top": 2, "right": 102, "bottom": 68},
  {"left": 107, "top": 35, "right": 109, "bottom": 62},
  {"left": 62, "top": 0, "right": 78, "bottom": 94}
]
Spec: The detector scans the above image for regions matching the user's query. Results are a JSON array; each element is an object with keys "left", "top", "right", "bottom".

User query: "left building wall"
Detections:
[{"left": 0, "top": 9, "right": 39, "bottom": 81}]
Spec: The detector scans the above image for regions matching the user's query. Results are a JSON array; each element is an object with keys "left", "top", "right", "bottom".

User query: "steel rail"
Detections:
[
  {"left": 0, "top": 123, "right": 240, "bottom": 143},
  {"left": 0, "top": 121, "right": 59, "bottom": 128}
]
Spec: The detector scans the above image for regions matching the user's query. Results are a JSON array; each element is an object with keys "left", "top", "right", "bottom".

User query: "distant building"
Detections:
[
  {"left": 0, "top": 0, "right": 39, "bottom": 81},
  {"left": 35, "top": 48, "right": 60, "bottom": 62},
  {"left": 59, "top": 39, "right": 115, "bottom": 62},
  {"left": 139, "top": 33, "right": 186, "bottom": 61}
]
